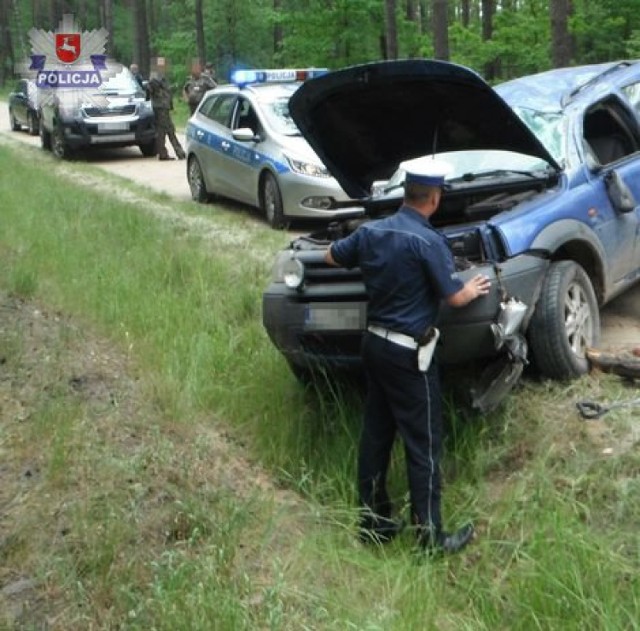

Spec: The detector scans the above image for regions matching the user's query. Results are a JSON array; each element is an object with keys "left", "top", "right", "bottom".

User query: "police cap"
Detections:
[{"left": 401, "top": 156, "right": 452, "bottom": 187}]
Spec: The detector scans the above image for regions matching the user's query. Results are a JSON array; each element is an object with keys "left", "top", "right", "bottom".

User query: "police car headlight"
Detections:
[
  {"left": 272, "top": 251, "right": 305, "bottom": 289},
  {"left": 286, "top": 155, "right": 330, "bottom": 178}
]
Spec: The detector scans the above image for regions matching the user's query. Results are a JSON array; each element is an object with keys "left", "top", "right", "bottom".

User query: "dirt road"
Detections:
[{"left": 0, "top": 103, "right": 637, "bottom": 350}]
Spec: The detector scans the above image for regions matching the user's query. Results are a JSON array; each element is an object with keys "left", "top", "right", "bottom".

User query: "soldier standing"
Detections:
[{"left": 148, "top": 73, "right": 186, "bottom": 161}]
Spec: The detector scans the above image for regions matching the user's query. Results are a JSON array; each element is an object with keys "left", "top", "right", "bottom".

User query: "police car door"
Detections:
[
  {"left": 222, "top": 97, "right": 261, "bottom": 206},
  {"left": 190, "top": 92, "right": 237, "bottom": 198}
]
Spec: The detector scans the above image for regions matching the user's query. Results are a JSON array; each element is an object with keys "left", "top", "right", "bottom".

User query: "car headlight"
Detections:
[
  {"left": 285, "top": 154, "right": 330, "bottom": 178},
  {"left": 272, "top": 251, "right": 305, "bottom": 289},
  {"left": 138, "top": 100, "right": 153, "bottom": 116}
]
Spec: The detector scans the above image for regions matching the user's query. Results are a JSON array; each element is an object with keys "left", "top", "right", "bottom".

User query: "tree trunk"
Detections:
[
  {"left": 102, "top": 0, "right": 114, "bottom": 56},
  {"left": 551, "top": 0, "right": 573, "bottom": 68},
  {"left": 133, "top": 0, "right": 151, "bottom": 76},
  {"left": 273, "top": 0, "right": 283, "bottom": 56},
  {"left": 195, "top": 0, "right": 206, "bottom": 67},
  {"left": 431, "top": 0, "right": 449, "bottom": 61},
  {"left": 460, "top": 0, "right": 470, "bottom": 27},
  {"left": 385, "top": 0, "right": 398, "bottom": 60},
  {"left": 481, "top": 0, "right": 496, "bottom": 79}
]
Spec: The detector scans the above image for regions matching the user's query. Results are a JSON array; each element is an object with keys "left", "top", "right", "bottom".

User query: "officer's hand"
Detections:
[{"left": 468, "top": 273, "right": 491, "bottom": 298}]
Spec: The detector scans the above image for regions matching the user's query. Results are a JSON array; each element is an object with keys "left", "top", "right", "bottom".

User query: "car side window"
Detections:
[
  {"left": 583, "top": 97, "right": 638, "bottom": 165},
  {"left": 200, "top": 94, "right": 236, "bottom": 127},
  {"left": 233, "top": 98, "right": 259, "bottom": 133}
]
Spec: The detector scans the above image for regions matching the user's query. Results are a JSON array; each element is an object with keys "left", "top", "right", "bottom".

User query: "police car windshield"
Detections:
[{"left": 257, "top": 92, "right": 300, "bottom": 136}]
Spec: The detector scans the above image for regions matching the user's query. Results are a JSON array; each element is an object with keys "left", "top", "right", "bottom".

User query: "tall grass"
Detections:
[{"left": 0, "top": 142, "right": 638, "bottom": 629}]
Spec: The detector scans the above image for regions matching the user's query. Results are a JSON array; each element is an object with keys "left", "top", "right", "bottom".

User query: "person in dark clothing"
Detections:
[
  {"left": 183, "top": 65, "right": 217, "bottom": 115},
  {"left": 147, "top": 73, "right": 185, "bottom": 161},
  {"left": 325, "top": 156, "right": 491, "bottom": 554},
  {"left": 130, "top": 63, "right": 145, "bottom": 90}
]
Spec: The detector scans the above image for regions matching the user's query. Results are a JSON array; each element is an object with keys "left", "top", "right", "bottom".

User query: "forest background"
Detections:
[{"left": 2, "top": 0, "right": 640, "bottom": 90}]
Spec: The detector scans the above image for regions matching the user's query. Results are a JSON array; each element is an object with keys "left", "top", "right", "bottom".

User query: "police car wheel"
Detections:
[
  {"left": 27, "top": 112, "right": 39, "bottom": 136},
  {"left": 188, "top": 156, "right": 210, "bottom": 203},
  {"left": 528, "top": 261, "right": 600, "bottom": 379},
  {"left": 261, "top": 172, "right": 285, "bottom": 229},
  {"left": 139, "top": 140, "right": 157, "bottom": 157}
]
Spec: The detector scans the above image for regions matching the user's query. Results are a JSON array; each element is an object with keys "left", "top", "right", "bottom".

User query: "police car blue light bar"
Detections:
[{"left": 231, "top": 68, "right": 329, "bottom": 86}]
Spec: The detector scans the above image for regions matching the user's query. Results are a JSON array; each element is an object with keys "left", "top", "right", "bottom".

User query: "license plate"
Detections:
[
  {"left": 304, "top": 302, "right": 365, "bottom": 330},
  {"left": 98, "top": 122, "right": 130, "bottom": 132}
]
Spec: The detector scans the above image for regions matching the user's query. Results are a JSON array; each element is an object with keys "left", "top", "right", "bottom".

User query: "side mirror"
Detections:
[
  {"left": 233, "top": 128, "right": 258, "bottom": 142},
  {"left": 604, "top": 170, "right": 636, "bottom": 213}
]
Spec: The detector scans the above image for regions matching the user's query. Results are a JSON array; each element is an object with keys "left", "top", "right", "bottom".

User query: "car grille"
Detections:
[{"left": 83, "top": 104, "right": 136, "bottom": 117}]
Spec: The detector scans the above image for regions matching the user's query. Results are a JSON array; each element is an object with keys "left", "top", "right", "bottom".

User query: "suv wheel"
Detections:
[
  {"left": 261, "top": 172, "right": 285, "bottom": 229},
  {"left": 187, "top": 156, "right": 210, "bottom": 203},
  {"left": 40, "top": 124, "right": 51, "bottom": 150},
  {"left": 528, "top": 261, "right": 600, "bottom": 379},
  {"left": 52, "top": 123, "right": 72, "bottom": 159},
  {"left": 27, "top": 112, "right": 39, "bottom": 136},
  {"left": 10, "top": 111, "right": 21, "bottom": 131},
  {"left": 139, "top": 140, "right": 157, "bottom": 157}
]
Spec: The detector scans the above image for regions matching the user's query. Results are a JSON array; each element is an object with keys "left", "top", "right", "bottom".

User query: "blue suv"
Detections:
[{"left": 262, "top": 59, "right": 640, "bottom": 410}]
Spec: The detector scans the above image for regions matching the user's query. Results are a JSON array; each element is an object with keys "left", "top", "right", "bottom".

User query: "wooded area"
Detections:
[{"left": 2, "top": 0, "right": 640, "bottom": 87}]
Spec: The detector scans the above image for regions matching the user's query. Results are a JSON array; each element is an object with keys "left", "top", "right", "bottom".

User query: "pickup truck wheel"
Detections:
[
  {"left": 528, "top": 261, "right": 600, "bottom": 379},
  {"left": 40, "top": 124, "right": 51, "bottom": 150},
  {"left": 139, "top": 140, "right": 157, "bottom": 157},
  {"left": 27, "top": 112, "right": 39, "bottom": 136},
  {"left": 52, "top": 123, "right": 73, "bottom": 159},
  {"left": 187, "top": 156, "right": 210, "bottom": 203},
  {"left": 261, "top": 172, "right": 286, "bottom": 229}
]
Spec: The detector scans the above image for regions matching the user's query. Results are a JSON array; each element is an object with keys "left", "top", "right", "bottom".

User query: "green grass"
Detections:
[{"left": 0, "top": 141, "right": 639, "bottom": 629}]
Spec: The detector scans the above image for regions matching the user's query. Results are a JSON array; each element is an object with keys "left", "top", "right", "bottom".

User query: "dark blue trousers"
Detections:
[{"left": 358, "top": 332, "right": 443, "bottom": 531}]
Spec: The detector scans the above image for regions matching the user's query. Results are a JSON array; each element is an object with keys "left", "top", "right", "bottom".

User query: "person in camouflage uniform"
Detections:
[
  {"left": 183, "top": 66, "right": 216, "bottom": 115},
  {"left": 147, "top": 74, "right": 185, "bottom": 161}
]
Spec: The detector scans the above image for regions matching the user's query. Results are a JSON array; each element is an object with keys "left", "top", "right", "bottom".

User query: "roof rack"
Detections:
[{"left": 561, "top": 61, "right": 634, "bottom": 107}]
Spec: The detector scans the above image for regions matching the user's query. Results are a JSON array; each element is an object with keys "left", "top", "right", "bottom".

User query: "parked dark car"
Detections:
[
  {"left": 39, "top": 66, "right": 156, "bottom": 159},
  {"left": 262, "top": 59, "right": 640, "bottom": 411},
  {"left": 8, "top": 79, "right": 40, "bottom": 135}
]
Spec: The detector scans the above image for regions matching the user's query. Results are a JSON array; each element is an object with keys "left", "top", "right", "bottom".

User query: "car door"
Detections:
[
  {"left": 13, "top": 80, "right": 29, "bottom": 124},
  {"left": 223, "top": 96, "right": 262, "bottom": 206},
  {"left": 582, "top": 97, "right": 640, "bottom": 285},
  {"left": 192, "top": 92, "right": 237, "bottom": 198}
]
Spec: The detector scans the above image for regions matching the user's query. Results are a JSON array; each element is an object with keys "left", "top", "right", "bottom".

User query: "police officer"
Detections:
[
  {"left": 147, "top": 72, "right": 186, "bottom": 161},
  {"left": 183, "top": 65, "right": 216, "bottom": 115},
  {"left": 325, "top": 156, "right": 491, "bottom": 554}
]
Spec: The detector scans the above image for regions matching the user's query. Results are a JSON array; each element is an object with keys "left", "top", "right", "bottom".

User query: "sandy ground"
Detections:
[{"left": 0, "top": 103, "right": 638, "bottom": 350}]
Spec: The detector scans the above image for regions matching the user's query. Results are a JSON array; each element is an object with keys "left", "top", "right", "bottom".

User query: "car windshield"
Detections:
[
  {"left": 257, "top": 89, "right": 301, "bottom": 136},
  {"left": 509, "top": 105, "right": 566, "bottom": 165},
  {"left": 99, "top": 68, "right": 145, "bottom": 97},
  {"left": 380, "top": 149, "right": 551, "bottom": 194}
]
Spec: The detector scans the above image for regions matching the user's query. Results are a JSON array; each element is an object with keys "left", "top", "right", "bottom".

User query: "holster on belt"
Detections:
[{"left": 417, "top": 326, "right": 440, "bottom": 372}]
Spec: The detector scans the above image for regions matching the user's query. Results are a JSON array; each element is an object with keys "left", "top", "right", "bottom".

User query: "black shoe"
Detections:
[
  {"left": 358, "top": 515, "right": 405, "bottom": 545},
  {"left": 419, "top": 523, "right": 474, "bottom": 554},
  {"left": 158, "top": 155, "right": 175, "bottom": 161},
  {"left": 177, "top": 153, "right": 186, "bottom": 160}
]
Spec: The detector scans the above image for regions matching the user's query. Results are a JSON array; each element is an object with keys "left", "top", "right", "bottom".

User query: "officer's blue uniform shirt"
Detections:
[{"left": 330, "top": 205, "right": 464, "bottom": 339}]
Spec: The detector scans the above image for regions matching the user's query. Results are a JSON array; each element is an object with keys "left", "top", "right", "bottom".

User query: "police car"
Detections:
[{"left": 184, "top": 68, "right": 365, "bottom": 228}]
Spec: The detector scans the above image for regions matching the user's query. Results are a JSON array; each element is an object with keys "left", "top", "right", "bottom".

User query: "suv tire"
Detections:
[
  {"left": 27, "top": 112, "right": 39, "bottom": 136},
  {"left": 10, "top": 111, "right": 21, "bottom": 131},
  {"left": 40, "top": 124, "right": 52, "bottom": 150},
  {"left": 528, "top": 260, "right": 600, "bottom": 379},
  {"left": 51, "top": 123, "right": 73, "bottom": 159},
  {"left": 139, "top": 140, "right": 157, "bottom": 157}
]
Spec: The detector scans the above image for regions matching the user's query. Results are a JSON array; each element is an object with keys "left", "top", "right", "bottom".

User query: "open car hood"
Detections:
[{"left": 289, "top": 59, "right": 561, "bottom": 199}]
